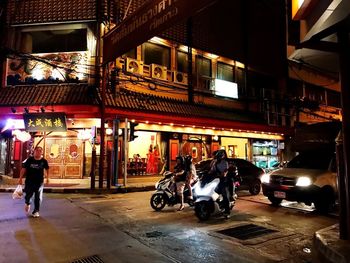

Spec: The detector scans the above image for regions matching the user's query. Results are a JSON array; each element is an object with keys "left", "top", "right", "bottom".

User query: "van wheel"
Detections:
[
  {"left": 268, "top": 196, "right": 283, "bottom": 206},
  {"left": 314, "top": 187, "right": 335, "bottom": 214},
  {"left": 249, "top": 179, "right": 261, "bottom": 195}
]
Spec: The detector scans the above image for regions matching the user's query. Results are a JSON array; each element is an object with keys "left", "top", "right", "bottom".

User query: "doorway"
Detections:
[{"left": 45, "top": 137, "right": 83, "bottom": 179}]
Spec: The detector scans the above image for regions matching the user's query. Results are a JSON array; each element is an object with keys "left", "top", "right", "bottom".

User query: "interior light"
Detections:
[{"left": 106, "top": 128, "right": 113, "bottom": 135}]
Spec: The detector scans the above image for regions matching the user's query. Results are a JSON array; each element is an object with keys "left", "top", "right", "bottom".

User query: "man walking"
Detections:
[{"left": 18, "top": 146, "right": 49, "bottom": 218}]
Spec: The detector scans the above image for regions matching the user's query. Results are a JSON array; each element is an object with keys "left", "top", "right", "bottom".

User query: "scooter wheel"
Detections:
[
  {"left": 195, "top": 201, "right": 212, "bottom": 221},
  {"left": 150, "top": 193, "right": 167, "bottom": 211}
]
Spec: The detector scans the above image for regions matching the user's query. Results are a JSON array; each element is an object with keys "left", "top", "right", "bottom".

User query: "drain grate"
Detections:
[
  {"left": 217, "top": 224, "right": 278, "bottom": 240},
  {"left": 71, "top": 255, "right": 104, "bottom": 263},
  {"left": 145, "top": 230, "right": 163, "bottom": 238}
]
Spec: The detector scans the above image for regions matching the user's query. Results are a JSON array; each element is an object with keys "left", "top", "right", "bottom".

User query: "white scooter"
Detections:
[{"left": 193, "top": 173, "right": 236, "bottom": 220}]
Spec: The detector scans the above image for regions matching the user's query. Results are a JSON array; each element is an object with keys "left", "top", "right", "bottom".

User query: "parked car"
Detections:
[
  {"left": 195, "top": 158, "right": 264, "bottom": 195},
  {"left": 261, "top": 151, "right": 337, "bottom": 213}
]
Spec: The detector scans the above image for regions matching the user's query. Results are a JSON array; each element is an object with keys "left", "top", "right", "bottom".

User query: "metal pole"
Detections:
[
  {"left": 112, "top": 119, "right": 120, "bottom": 186},
  {"left": 90, "top": 145, "right": 96, "bottom": 189},
  {"left": 106, "top": 149, "right": 111, "bottom": 189},
  {"left": 99, "top": 65, "right": 107, "bottom": 189},
  {"left": 124, "top": 118, "right": 128, "bottom": 186},
  {"left": 336, "top": 132, "right": 347, "bottom": 239},
  {"left": 337, "top": 29, "right": 350, "bottom": 240}
]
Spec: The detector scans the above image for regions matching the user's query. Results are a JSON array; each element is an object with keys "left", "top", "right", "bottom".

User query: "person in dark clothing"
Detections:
[
  {"left": 18, "top": 146, "right": 49, "bottom": 218},
  {"left": 209, "top": 149, "right": 231, "bottom": 218}
]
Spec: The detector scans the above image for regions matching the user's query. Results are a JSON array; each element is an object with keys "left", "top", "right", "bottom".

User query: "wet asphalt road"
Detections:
[
  {"left": 67, "top": 190, "right": 337, "bottom": 263},
  {"left": 0, "top": 191, "right": 337, "bottom": 263}
]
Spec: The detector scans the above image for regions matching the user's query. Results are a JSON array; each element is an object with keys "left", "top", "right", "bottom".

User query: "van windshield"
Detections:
[{"left": 286, "top": 152, "right": 333, "bottom": 170}]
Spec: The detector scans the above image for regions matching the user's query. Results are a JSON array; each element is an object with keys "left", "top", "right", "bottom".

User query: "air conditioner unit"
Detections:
[
  {"left": 151, "top": 64, "right": 167, "bottom": 81},
  {"left": 126, "top": 57, "right": 143, "bottom": 75},
  {"left": 115, "top": 57, "right": 124, "bottom": 71},
  {"left": 173, "top": 71, "right": 188, "bottom": 85}
]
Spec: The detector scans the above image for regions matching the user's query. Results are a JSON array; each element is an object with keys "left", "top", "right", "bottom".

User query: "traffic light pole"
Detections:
[{"left": 112, "top": 119, "right": 120, "bottom": 186}]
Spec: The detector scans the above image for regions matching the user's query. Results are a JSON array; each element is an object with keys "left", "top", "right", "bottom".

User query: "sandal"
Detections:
[{"left": 178, "top": 205, "right": 185, "bottom": 211}]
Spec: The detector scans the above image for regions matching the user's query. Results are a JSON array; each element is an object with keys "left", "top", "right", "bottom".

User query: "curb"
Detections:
[{"left": 0, "top": 185, "right": 155, "bottom": 194}]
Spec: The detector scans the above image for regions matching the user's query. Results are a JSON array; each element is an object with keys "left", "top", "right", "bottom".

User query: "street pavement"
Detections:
[
  {"left": 0, "top": 176, "right": 349, "bottom": 263},
  {"left": 0, "top": 193, "right": 173, "bottom": 263},
  {"left": 0, "top": 191, "right": 289, "bottom": 263}
]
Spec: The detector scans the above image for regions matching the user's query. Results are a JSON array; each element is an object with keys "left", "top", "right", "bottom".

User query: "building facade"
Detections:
[{"left": 0, "top": 0, "right": 340, "bottom": 186}]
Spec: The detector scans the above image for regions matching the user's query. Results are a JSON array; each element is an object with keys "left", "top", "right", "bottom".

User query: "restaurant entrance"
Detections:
[{"left": 44, "top": 137, "right": 84, "bottom": 179}]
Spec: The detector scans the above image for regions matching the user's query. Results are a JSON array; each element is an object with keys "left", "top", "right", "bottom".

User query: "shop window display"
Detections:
[{"left": 252, "top": 140, "right": 279, "bottom": 169}]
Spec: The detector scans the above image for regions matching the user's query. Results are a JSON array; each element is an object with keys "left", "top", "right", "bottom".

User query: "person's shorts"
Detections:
[{"left": 176, "top": 181, "right": 186, "bottom": 194}]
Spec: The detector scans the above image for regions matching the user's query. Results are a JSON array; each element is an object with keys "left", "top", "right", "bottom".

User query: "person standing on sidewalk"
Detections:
[{"left": 18, "top": 146, "right": 49, "bottom": 218}]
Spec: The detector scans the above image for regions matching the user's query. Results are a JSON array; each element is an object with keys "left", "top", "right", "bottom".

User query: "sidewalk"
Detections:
[
  {"left": 0, "top": 191, "right": 174, "bottom": 263},
  {"left": 0, "top": 174, "right": 159, "bottom": 194}
]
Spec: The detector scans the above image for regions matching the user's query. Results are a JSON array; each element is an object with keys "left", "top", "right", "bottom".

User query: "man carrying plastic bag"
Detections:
[{"left": 18, "top": 146, "right": 49, "bottom": 218}]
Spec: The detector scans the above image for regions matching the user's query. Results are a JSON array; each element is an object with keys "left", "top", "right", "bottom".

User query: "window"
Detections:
[
  {"left": 142, "top": 42, "right": 170, "bottom": 68},
  {"left": 305, "top": 83, "right": 325, "bottom": 104},
  {"left": 327, "top": 90, "right": 341, "bottom": 108},
  {"left": 196, "top": 55, "right": 211, "bottom": 77},
  {"left": 177, "top": 51, "right": 188, "bottom": 73},
  {"left": 28, "top": 29, "right": 87, "bottom": 53},
  {"left": 217, "top": 62, "right": 234, "bottom": 82}
]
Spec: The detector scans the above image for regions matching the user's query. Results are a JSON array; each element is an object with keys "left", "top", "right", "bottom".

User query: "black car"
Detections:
[{"left": 195, "top": 158, "right": 264, "bottom": 195}]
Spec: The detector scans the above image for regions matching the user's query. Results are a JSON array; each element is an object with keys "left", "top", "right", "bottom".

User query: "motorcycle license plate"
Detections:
[{"left": 273, "top": 191, "right": 286, "bottom": 199}]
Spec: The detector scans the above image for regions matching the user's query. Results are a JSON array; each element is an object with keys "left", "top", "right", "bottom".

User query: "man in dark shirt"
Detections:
[{"left": 18, "top": 146, "right": 49, "bottom": 218}]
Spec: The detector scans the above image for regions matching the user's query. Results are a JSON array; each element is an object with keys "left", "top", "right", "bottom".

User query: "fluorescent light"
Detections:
[{"left": 213, "top": 79, "right": 238, "bottom": 99}]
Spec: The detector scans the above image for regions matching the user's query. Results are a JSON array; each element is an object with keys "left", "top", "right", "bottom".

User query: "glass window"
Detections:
[
  {"left": 287, "top": 152, "right": 333, "bottom": 170},
  {"left": 29, "top": 29, "right": 87, "bottom": 53},
  {"left": 142, "top": 42, "right": 170, "bottom": 68},
  {"left": 196, "top": 55, "right": 211, "bottom": 77},
  {"left": 217, "top": 62, "right": 234, "bottom": 82},
  {"left": 177, "top": 51, "right": 188, "bottom": 73},
  {"left": 304, "top": 83, "right": 325, "bottom": 104},
  {"left": 327, "top": 90, "right": 341, "bottom": 108}
]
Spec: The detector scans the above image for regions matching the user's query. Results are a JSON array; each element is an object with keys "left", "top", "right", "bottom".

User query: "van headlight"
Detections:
[
  {"left": 261, "top": 174, "right": 270, "bottom": 184},
  {"left": 296, "top": 176, "right": 312, "bottom": 187}
]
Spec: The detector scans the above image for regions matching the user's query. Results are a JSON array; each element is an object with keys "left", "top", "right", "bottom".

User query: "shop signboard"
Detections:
[{"left": 23, "top": 113, "right": 67, "bottom": 132}]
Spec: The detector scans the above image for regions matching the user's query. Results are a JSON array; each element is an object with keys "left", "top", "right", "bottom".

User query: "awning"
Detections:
[{"left": 0, "top": 84, "right": 293, "bottom": 135}]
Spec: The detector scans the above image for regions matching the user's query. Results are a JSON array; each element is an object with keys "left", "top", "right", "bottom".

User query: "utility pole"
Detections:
[
  {"left": 96, "top": 0, "right": 105, "bottom": 189},
  {"left": 337, "top": 28, "right": 350, "bottom": 240}
]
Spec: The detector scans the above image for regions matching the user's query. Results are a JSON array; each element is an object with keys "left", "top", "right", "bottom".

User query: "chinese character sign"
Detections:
[{"left": 23, "top": 113, "right": 67, "bottom": 132}]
